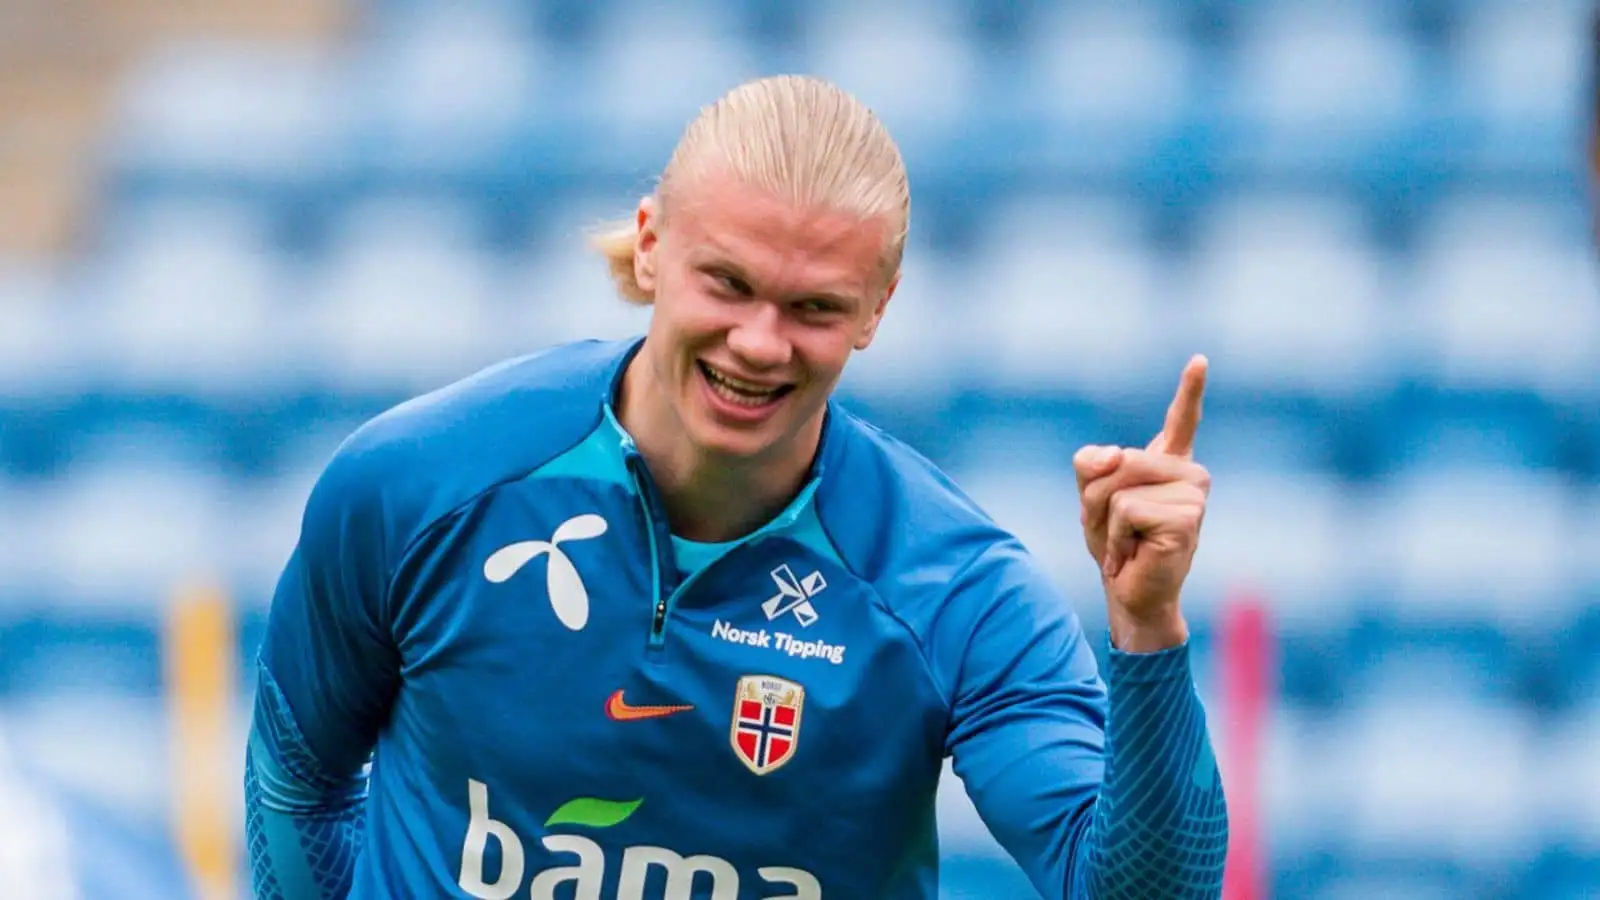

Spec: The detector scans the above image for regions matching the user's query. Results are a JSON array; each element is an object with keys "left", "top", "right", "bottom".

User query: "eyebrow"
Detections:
[{"left": 696, "top": 257, "right": 860, "bottom": 308}]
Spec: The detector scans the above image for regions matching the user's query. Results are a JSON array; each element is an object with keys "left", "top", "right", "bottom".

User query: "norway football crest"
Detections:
[{"left": 730, "top": 675, "right": 804, "bottom": 775}]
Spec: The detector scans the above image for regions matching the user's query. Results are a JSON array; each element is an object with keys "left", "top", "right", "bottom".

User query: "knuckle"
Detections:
[{"left": 1109, "top": 491, "right": 1136, "bottom": 522}]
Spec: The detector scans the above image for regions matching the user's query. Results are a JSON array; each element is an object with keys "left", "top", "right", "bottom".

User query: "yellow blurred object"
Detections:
[
  {"left": 165, "top": 584, "right": 239, "bottom": 900},
  {"left": 0, "top": 0, "right": 344, "bottom": 260}
]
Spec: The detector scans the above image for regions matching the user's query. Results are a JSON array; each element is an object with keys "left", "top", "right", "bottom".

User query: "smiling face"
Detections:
[{"left": 628, "top": 172, "right": 899, "bottom": 465}]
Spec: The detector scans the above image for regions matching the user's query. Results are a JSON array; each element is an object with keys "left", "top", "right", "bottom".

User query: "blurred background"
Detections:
[{"left": 1, "top": 0, "right": 1597, "bottom": 897}]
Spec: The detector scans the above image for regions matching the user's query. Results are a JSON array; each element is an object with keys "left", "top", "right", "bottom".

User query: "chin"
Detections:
[{"left": 685, "top": 418, "right": 788, "bottom": 462}]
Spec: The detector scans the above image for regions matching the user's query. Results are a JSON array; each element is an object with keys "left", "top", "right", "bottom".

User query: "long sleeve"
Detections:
[
  {"left": 934, "top": 542, "right": 1228, "bottom": 899},
  {"left": 245, "top": 441, "right": 404, "bottom": 900},
  {"left": 1078, "top": 640, "right": 1229, "bottom": 897}
]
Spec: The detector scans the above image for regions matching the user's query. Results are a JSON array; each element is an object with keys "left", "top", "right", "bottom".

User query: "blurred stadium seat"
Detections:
[{"left": 0, "top": 1, "right": 1596, "bottom": 897}]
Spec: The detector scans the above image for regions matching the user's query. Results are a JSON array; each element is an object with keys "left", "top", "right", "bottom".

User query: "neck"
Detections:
[{"left": 616, "top": 350, "right": 821, "bottom": 544}]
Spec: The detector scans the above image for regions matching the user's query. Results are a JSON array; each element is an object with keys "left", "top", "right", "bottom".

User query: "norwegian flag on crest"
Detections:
[{"left": 730, "top": 675, "right": 805, "bottom": 775}]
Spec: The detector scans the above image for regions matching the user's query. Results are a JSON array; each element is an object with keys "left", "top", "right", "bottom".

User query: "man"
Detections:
[{"left": 246, "top": 74, "right": 1228, "bottom": 899}]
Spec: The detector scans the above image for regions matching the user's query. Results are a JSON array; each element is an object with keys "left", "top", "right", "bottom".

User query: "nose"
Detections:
[{"left": 724, "top": 302, "right": 791, "bottom": 370}]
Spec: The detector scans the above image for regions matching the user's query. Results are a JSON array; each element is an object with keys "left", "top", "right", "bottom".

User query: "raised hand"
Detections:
[{"left": 1073, "top": 356, "right": 1211, "bottom": 652}]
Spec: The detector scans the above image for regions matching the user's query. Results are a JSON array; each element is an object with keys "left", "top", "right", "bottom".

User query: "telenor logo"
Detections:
[{"left": 483, "top": 513, "right": 609, "bottom": 631}]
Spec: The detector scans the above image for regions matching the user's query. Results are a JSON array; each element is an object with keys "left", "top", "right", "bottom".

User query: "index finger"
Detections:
[{"left": 1148, "top": 354, "right": 1207, "bottom": 457}]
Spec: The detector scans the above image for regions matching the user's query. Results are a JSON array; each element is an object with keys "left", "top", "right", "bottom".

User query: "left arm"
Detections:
[{"left": 934, "top": 544, "right": 1228, "bottom": 900}]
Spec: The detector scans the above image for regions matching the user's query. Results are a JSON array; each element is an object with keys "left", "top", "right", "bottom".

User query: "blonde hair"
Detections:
[{"left": 590, "top": 74, "right": 911, "bottom": 305}]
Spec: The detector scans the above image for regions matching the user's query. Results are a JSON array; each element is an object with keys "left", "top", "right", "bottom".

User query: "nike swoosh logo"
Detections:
[{"left": 606, "top": 690, "right": 694, "bottom": 721}]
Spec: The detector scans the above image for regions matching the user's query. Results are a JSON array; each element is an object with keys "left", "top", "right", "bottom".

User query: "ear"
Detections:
[
  {"left": 633, "top": 196, "right": 660, "bottom": 296},
  {"left": 853, "top": 272, "right": 899, "bottom": 351}
]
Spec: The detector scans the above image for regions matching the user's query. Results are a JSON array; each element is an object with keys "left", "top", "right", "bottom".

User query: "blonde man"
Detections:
[{"left": 246, "top": 75, "right": 1228, "bottom": 899}]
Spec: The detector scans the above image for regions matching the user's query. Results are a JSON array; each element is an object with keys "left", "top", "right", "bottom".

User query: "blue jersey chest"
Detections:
[{"left": 370, "top": 474, "right": 949, "bottom": 898}]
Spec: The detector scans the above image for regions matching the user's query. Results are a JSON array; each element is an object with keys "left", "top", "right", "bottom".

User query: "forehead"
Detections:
[{"left": 666, "top": 177, "right": 890, "bottom": 293}]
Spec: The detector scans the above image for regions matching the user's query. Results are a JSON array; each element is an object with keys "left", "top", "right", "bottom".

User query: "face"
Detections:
[{"left": 630, "top": 174, "right": 898, "bottom": 463}]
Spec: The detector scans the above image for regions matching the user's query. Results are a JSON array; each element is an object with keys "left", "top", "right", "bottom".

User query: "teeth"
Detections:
[
  {"left": 709, "top": 379, "right": 771, "bottom": 407},
  {"left": 706, "top": 365, "right": 773, "bottom": 394},
  {"left": 703, "top": 363, "right": 781, "bottom": 407}
]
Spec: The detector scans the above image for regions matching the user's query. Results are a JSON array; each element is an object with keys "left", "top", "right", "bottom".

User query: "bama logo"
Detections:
[
  {"left": 458, "top": 780, "right": 821, "bottom": 899},
  {"left": 483, "top": 514, "right": 608, "bottom": 631}
]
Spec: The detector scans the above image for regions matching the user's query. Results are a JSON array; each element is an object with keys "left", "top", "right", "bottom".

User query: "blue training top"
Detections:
[{"left": 245, "top": 337, "right": 1228, "bottom": 899}]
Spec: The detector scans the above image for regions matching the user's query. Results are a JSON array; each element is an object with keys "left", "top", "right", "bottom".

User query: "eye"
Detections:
[
  {"left": 795, "top": 297, "right": 845, "bottom": 316},
  {"left": 705, "top": 269, "right": 752, "bottom": 296}
]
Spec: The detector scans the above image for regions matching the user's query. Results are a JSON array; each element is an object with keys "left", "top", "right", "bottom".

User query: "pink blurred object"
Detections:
[{"left": 1220, "top": 592, "right": 1273, "bottom": 900}]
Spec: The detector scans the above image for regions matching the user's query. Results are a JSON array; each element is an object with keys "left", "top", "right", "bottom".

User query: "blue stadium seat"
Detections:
[
  {"left": 1186, "top": 192, "right": 1401, "bottom": 404},
  {"left": 1526, "top": 849, "right": 1600, "bottom": 900},
  {"left": 953, "top": 198, "right": 1180, "bottom": 404},
  {"left": 1273, "top": 622, "right": 1354, "bottom": 711},
  {"left": 1380, "top": 386, "right": 1565, "bottom": 473},
  {"left": 1547, "top": 601, "right": 1600, "bottom": 712},
  {"left": 1331, "top": 698, "right": 1538, "bottom": 872},
  {"left": 1361, "top": 467, "right": 1573, "bottom": 621},
  {"left": 1012, "top": 3, "right": 1193, "bottom": 162},
  {"left": 354, "top": 2, "right": 549, "bottom": 171},
  {"left": 577, "top": 1, "right": 774, "bottom": 133},
  {"left": 800, "top": 0, "right": 982, "bottom": 136},
  {"left": 1213, "top": 6, "right": 1422, "bottom": 179},
  {"left": 56, "top": 394, "right": 226, "bottom": 475},
  {"left": 1551, "top": 393, "right": 1600, "bottom": 481},
  {"left": 0, "top": 265, "right": 72, "bottom": 403},
  {"left": 76, "top": 199, "right": 288, "bottom": 396},
  {"left": 301, "top": 208, "right": 514, "bottom": 392},
  {"left": 0, "top": 612, "right": 165, "bottom": 699},
  {"left": 1196, "top": 397, "right": 1345, "bottom": 475},
  {"left": 105, "top": 40, "right": 349, "bottom": 190},
  {"left": 515, "top": 236, "right": 656, "bottom": 349},
  {"left": 0, "top": 690, "right": 177, "bottom": 834},
  {"left": 1345, "top": 614, "right": 1521, "bottom": 705},
  {"left": 1180, "top": 471, "right": 1355, "bottom": 619},
  {"left": 1404, "top": 193, "right": 1600, "bottom": 398},
  {"left": 1442, "top": 1, "right": 1588, "bottom": 178},
  {"left": 14, "top": 464, "right": 228, "bottom": 607}
]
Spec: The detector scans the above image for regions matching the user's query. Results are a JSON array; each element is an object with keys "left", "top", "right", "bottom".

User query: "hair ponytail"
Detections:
[{"left": 588, "top": 218, "right": 654, "bottom": 305}]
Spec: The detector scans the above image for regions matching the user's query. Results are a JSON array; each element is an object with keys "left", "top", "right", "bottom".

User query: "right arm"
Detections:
[{"left": 245, "top": 446, "right": 403, "bottom": 899}]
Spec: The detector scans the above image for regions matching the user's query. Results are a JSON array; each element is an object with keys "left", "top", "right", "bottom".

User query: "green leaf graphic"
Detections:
[{"left": 544, "top": 797, "right": 642, "bottom": 829}]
